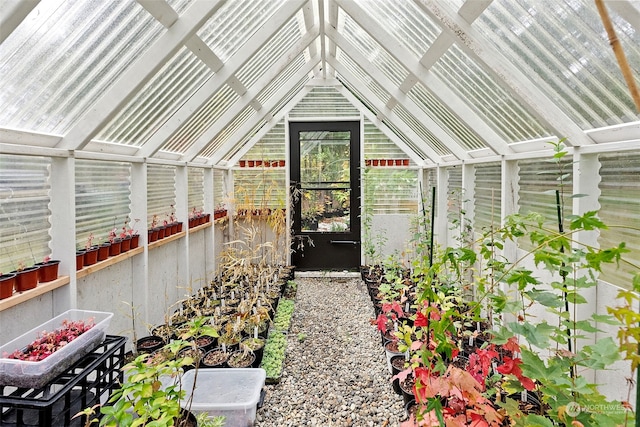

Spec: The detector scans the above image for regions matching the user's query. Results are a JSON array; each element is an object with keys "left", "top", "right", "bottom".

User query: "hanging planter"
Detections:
[
  {"left": 0, "top": 273, "right": 16, "bottom": 300},
  {"left": 35, "top": 259, "right": 60, "bottom": 282},
  {"left": 13, "top": 266, "right": 39, "bottom": 292}
]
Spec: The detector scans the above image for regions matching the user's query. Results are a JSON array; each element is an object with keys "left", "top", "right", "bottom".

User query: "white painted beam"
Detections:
[
  {"left": 58, "top": 0, "right": 226, "bottom": 151},
  {"left": 0, "top": 0, "right": 39, "bottom": 44},
  {"left": 301, "top": 0, "right": 318, "bottom": 59},
  {"left": 206, "top": 57, "right": 319, "bottom": 164},
  {"left": 139, "top": 0, "right": 310, "bottom": 158},
  {"left": 136, "top": 0, "right": 179, "bottom": 27},
  {"left": 326, "top": 26, "right": 469, "bottom": 160},
  {"left": 458, "top": 0, "right": 493, "bottom": 23},
  {"left": 227, "top": 88, "right": 313, "bottom": 167},
  {"left": 413, "top": 0, "right": 594, "bottom": 147},
  {"left": 335, "top": 0, "right": 512, "bottom": 156},
  {"left": 329, "top": 55, "right": 442, "bottom": 163}
]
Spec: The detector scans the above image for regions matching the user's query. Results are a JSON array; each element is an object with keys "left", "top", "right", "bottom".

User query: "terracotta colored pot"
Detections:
[
  {"left": 35, "top": 260, "right": 60, "bottom": 282},
  {"left": 279, "top": 160, "right": 285, "bottom": 167},
  {"left": 156, "top": 226, "right": 166, "bottom": 239},
  {"left": 170, "top": 223, "right": 178, "bottom": 235},
  {"left": 130, "top": 234, "right": 140, "bottom": 249},
  {"left": 98, "top": 243, "right": 111, "bottom": 260},
  {"left": 121, "top": 236, "right": 131, "bottom": 252},
  {"left": 14, "top": 266, "right": 39, "bottom": 292},
  {"left": 0, "top": 273, "right": 16, "bottom": 300},
  {"left": 239, "top": 160, "right": 246, "bottom": 167},
  {"left": 403, "top": 159, "right": 410, "bottom": 166},
  {"left": 109, "top": 238, "right": 122, "bottom": 256},
  {"left": 84, "top": 247, "right": 99, "bottom": 266},
  {"left": 76, "top": 250, "right": 86, "bottom": 270}
]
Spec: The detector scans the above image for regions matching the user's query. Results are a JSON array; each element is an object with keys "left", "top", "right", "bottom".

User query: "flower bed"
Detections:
[{"left": 0, "top": 309, "right": 113, "bottom": 389}]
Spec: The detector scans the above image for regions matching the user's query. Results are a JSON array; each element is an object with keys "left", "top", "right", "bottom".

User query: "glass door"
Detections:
[{"left": 290, "top": 121, "right": 361, "bottom": 270}]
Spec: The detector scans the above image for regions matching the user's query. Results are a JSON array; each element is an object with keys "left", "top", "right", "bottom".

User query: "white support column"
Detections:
[
  {"left": 49, "top": 155, "right": 76, "bottom": 311},
  {"left": 501, "top": 158, "right": 519, "bottom": 264},
  {"left": 462, "top": 162, "right": 475, "bottom": 240},
  {"left": 203, "top": 167, "right": 215, "bottom": 281},
  {"left": 130, "top": 161, "right": 148, "bottom": 334},
  {"left": 572, "top": 150, "right": 601, "bottom": 382},
  {"left": 175, "top": 165, "right": 189, "bottom": 290},
  {"left": 436, "top": 166, "right": 449, "bottom": 249}
]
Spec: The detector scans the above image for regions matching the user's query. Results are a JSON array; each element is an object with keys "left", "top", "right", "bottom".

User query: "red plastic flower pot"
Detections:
[
  {"left": 14, "top": 266, "right": 39, "bottom": 292},
  {"left": 35, "top": 260, "right": 60, "bottom": 282},
  {"left": 0, "top": 273, "right": 16, "bottom": 299}
]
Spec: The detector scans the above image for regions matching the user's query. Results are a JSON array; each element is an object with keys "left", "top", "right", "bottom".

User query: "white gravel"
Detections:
[{"left": 255, "top": 276, "right": 406, "bottom": 426}]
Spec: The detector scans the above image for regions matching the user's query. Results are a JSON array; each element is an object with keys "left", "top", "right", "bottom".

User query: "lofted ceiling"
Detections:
[{"left": 0, "top": 0, "right": 639, "bottom": 167}]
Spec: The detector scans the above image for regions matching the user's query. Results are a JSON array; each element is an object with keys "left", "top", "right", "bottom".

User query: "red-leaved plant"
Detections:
[{"left": 4, "top": 319, "right": 95, "bottom": 361}]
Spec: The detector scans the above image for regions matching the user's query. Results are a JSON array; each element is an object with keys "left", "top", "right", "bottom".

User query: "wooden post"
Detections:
[{"left": 594, "top": 0, "right": 640, "bottom": 111}]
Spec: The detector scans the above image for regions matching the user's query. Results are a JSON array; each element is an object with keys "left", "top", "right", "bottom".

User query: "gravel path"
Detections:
[{"left": 255, "top": 276, "right": 406, "bottom": 426}]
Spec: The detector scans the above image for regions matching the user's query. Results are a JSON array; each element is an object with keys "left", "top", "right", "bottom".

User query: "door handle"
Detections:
[{"left": 330, "top": 240, "right": 360, "bottom": 245}]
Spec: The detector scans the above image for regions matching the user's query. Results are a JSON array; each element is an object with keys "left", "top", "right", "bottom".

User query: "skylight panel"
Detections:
[
  {"left": 199, "top": 0, "right": 287, "bottom": 62},
  {"left": 162, "top": 84, "right": 239, "bottom": 154},
  {"left": 353, "top": 0, "right": 440, "bottom": 58},
  {"left": 340, "top": 10, "right": 409, "bottom": 87},
  {"left": 236, "top": 16, "right": 303, "bottom": 89},
  {"left": 256, "top": 55, "right": 307, "bottom": 105},
  {"left": 477, "top": 0, "right": 640, "bottom": 129},
  {"left": 393, "top": 104, "right": 451, "bottom": 156},
  {"left": 97, "top": 48, "right": 213, "bottom": 146},
  {"left": 0, "top": 0, "right": 166, "bottom": 134},
  {"left": 408, "top": 83, "right": 486, "bottom": 152},
  {"left": 431, "top": 43, "right": 550, "bottom": 143},
  {"left": 337, "top": 51, "right": 393, "bottom": 105}
]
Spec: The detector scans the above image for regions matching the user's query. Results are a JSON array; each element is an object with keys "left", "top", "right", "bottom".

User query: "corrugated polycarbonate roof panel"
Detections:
[
  {"left": 203, "top": 105, "right": 256, "bottom": 157},
  {"left": 477, "top": 0, "right": 640, "bottom": 129},
  {"left": 199, "top": 0, "right": 287, "bottom": 62},
  {"left": 163, "top": 84, "right": 239, "bottom": 154},
  {"left": 382, "top": 119, "right": 430, "bottom": 161},
  {"left": 289, "top": 86, "right": 359, "bottom": 118},
  {"left": 432, "top": 43, "right": 551, "bottom": 143},
  {"left": 408, "top": 83, "right": 486, "bottom": 152},
  {"left": 0, "top": 0, "right": 174, "bottom": 135},
  {"left": 97, "top": 48, "right": 213, "bottom": 146},
  {"left": 256, "top": 55, "right": 308, "bottom": 106},
  {"left": 340, "top": 10, "right": 409, "bottom": 87},
  {"left": 236, "top": 15, "right": 304, "bottom": 89},
  {"left": 337, "top": 50, "right": 392, "bottom": 105},
  {"left": 353, "top": 0, "right": 440, "bottom": 58},
  {"left": 393, "top": 103, "right": 450, "bottom": 156}
]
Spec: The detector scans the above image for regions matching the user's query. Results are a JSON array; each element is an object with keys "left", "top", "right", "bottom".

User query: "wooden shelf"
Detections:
[
  {"left": 0, "top": 276, "right": 70, "bottom": 311},
  {"left": 77, "top": 246, "right": 144, "bottom": 279}
]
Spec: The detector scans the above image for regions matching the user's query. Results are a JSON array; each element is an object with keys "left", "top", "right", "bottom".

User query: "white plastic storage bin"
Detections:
[
  {"left": 0, "top": 309, "right": 113, "bottom": 389},
  {"left": 181, "top": 368, "right": 266, "bottom": 427}
]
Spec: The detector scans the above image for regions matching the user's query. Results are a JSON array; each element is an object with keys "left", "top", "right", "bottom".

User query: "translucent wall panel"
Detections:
[
  {"left": 0, "top": 155, "right": 51, "bottom": 273},
  {"left": 478, "top": 0, "right": 640, "bottom": 128},
  {"left": 473, "top": 162, "right": 502, "bottom": 233},
  {"left": 363, "top": 168, "right": 418, "bottom": 215},
  {"left": 213, "top": 169, "right": 227, "bottom": 209},
  {"left": 289, "top": 86, "right": 359, "bottom": 118},
  {"left": 364, "top": 120, "right": 414, "bottom": 164},
  {"left": 518, "top": 157, "right": 573, "bottom": 250},
  {"left": 0, "top": 1, "right": 168, "bottom": 134},
  {"left": 147, "top": 165, "right": 176, "bottom": 227},
  {"left": 598, "top": 153, "right": 640, "bottom": 289},
  {"left": 188, "top": 167, "right": 204, "bottom": 214},
  {"left": 243, "top": 122, "right": 286, "bottom": 162},
  {"left": 234, "top": 169, "right": 287, "bottom": 211},
  {"left": 76, "top": 160, "right": 131, "bottom": 247}
]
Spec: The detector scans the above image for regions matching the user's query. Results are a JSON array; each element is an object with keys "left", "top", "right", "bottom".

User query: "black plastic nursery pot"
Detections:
[{"left": 135, "top": 335, "right": 166, "bottom": 354}]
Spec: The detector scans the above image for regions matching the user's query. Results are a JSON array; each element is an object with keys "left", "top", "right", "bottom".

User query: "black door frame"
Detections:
[{"left": 289, "top": 121, "right": 361, "bottom": 271}]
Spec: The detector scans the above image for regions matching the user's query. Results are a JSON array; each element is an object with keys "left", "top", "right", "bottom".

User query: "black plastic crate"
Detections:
[{"left": 0, "top": 335, "right": 126, "bottom": 427}]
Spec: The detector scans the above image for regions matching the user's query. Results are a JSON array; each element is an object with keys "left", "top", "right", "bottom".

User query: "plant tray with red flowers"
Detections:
[{"left": 0, "top": 309, "right": 113, "bottom": 389}]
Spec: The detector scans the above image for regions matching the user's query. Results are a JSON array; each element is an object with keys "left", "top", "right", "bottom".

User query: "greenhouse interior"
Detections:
[{"left": 1, "top": 0, "right": 639, "bottom": 426}]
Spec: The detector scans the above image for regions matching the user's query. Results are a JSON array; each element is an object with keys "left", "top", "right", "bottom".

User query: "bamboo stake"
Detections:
[{"left": 594, "top": 0, "right": 640, "bottom": 111}]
